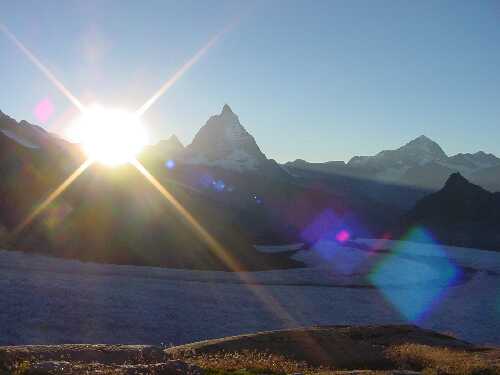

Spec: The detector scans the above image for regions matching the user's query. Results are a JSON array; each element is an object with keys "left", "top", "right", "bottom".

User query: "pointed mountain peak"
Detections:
[
  {"left": 221, "top": 104, "right": 234, "bottom": 115},
  {"left": 399, "top": 135, "right": 447, "bottom": 159},
  {"left": 167, "top": 134, "right": 184, "bottom": 148},
  {"left": 415, "top": 135, "right": 432, "bottom": 142},
  {"left": 445, "top": 172, "right": 469, "bottom": 187},
  {"left": 442, "top": 172, "right": 487, "bottom": 195},
  {"left": 218, "top": 104, "right": 239, "bottom": 124},
  {"left": 151, "top": 134, "right": 184, "bottom": 157},
  {"left": 183, "top": 105, "right": 267, "bottom": 171},
  {"left": 406, "top": 135, "right": 437, "bottom": 147}
]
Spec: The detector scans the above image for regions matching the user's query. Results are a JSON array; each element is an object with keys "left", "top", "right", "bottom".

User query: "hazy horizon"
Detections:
[{"left": 1, "top": 0, "right": 499, "bottom": 163}]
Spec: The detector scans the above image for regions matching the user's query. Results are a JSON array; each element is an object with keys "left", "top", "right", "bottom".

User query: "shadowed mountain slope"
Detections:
[{"left": 403, "top": 173, "right": 500, "bottom": 250}]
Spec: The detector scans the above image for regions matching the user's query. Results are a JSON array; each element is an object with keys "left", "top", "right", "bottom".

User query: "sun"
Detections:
[{"left": 67, "top": 105, "right": 148, "bottom": 166}]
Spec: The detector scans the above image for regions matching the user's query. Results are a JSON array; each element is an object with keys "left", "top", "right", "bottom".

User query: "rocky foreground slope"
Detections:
[{"left": 1, "top": 325, "right": 498, "bottom": 374}]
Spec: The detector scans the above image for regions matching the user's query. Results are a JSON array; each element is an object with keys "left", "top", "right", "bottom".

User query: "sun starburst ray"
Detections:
[
  {"left": 130, "top": 159, "right": 331, "bottom": 360},
  {"left": 135, "top": 23, "right": 233, "bottom": 117},
  {"left": 13, "top": 158, "right": 94, "bottom": 236},
  {"left": 131, "top": 158, "right": 295, "bottom": 318},
  {"left": 3, "top": 14, "right": 328, "bottom": 359},
  {"left": 0, "top": 23, "right": 85, "bottom": 112},
  {"left": 130, "top": 158, "right": 244, "bottom": 271}
]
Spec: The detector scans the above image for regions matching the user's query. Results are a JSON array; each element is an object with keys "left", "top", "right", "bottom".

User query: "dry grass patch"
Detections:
[
  {"left": 177, "top": 349, "right": 310, "bottom": 374},
  {"left": 387, "top": 344, "right": 500, "bottom": 375},
  {"left": 174, "top": 345, "right": 500, "bottom": 375},
  {"left": 2, "top": 327, "right": 498, "bottom": 374}
]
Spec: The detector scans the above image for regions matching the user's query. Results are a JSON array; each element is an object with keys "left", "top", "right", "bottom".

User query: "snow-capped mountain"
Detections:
[
  {"left": 349, "top": 135, "right": 447, "bottom": 168},
  {"left": 286, "top": 135, "right": 500, "bottom": 191},
  {"left": 351, "top": 136, "right": 500, "bottom": 189},
  {"left": 445, "top": 151, "right": 500, "bottom": 171},
  {"left": 182, "top": 105, "right": 268, "bottom": 172}
]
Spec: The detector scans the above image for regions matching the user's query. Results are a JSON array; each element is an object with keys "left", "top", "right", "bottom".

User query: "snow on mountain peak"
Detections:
[
  {"left": 398, "top": 135, "right": 447, "bottom": 160},
  {"left": 221, "top": 103, "right": 234, "bottom": 115},
  {"left": 182, "top": 105, "right": 267, "bottom": 172},
  {"left": 414, "top": 135, "right": 433, "bottom": 143},
  {"left": 348, "top": 135, "right": 446, "bottom": 169}
]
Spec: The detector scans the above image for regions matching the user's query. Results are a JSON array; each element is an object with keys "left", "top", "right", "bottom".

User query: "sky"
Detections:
[{"left": 1, "top": 0, "right": 499, "bottom": 163}]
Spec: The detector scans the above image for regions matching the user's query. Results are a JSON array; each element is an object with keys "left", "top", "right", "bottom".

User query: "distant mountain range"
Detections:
[
  {"left": 285, "top": 135, "right": 500, "bottom": 192},
  {"left": 0, "top": 107, "right": 302, "bottom": 270},
  {"left": 1, "top": 104, "right": 499, "bottom": 264}
]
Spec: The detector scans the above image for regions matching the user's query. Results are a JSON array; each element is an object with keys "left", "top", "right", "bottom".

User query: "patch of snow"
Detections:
[
  {"left": 356, "top": 238, "right": 500, "bottom": 274},
  {"left": 255, "top": 243, "right": 304, "bottom": 253},
  {"left": 1, "top": 129, "right": 39, "bottom": 149},
  {"left": 223, "top": 119, "right": 249, "bottom": 144},
  {"left": 0, "top": 239, "right": 498, "bottom": 346},
  {"left": 184, "top": 149, "right": 260, "bottom": 172}
]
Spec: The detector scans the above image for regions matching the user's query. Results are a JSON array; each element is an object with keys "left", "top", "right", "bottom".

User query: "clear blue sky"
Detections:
[{"left": 1, "top": 0, "right": 499, "bottom": 162}]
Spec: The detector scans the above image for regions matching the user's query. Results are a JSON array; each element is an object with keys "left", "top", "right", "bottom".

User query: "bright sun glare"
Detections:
[{"left": 68, "top": 105, "right": 148, "bottom": 166}]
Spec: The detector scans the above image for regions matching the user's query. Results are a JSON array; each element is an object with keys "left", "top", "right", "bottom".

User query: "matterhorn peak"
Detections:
[
  {"left": 221, "top": 104, "right": 234, "bottom": 115},
  {"left": 218, "top": 104, "right": 240, "bottom": 125},
  {"left": 182, "top": 105, "right": 268, "bottom": 172},
  {"left": 415, "top": 135, "right": 432, "bottom": 142}
]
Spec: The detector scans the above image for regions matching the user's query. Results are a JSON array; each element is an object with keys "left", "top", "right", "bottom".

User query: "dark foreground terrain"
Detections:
[{"left": 1, "top": 325, "right": 499, "bottom": 375}]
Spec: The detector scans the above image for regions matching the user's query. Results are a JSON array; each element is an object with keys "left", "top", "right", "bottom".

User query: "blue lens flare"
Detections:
[
  {"left": 213, "top": 180, "right": 225, "bottom": 192},
  {"left": 301, "top": 209, "right": 341, "bottom": 244},
  {"left": 369, "top": 227, "right": 461, "bottom": 323},
  {"left": 199, "top": 173, "right": 214, "bottom": 189},
  {"left": 165, "top": 159, "right": 176, "bottom": 170},
  {"left": 252, "top": 194, "right": 262, "bottom": 204},
  {"left": 301, "top": 209, "right": 369, "bottom": 274},
  {"left": 311, "top": 239, "right": 368, "bottom": 274}
]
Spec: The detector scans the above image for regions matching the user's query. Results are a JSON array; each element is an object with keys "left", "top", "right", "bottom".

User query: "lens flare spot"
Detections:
[
  {"left": 199, "top": 173, "right": 214, "bottom": 189},
  {"left": 165, "top": 159, "right": 176, "bottom": 170},
  {"left": 336, "top": 229, "right": 351, "bottom": 243},
  {"left": 301, "top": 209, "right": 341, "bottom": 245},
  {"left": 34, "top": 98, "right": 54, "bottom": 124},
  {"left": 213, "top": 179, "right": 225, "bottom": 192}
]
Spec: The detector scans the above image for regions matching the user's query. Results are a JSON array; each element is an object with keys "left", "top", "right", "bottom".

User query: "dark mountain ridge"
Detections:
[{"left": 403, "top": 173, "right": 500, "bottom": 250}]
